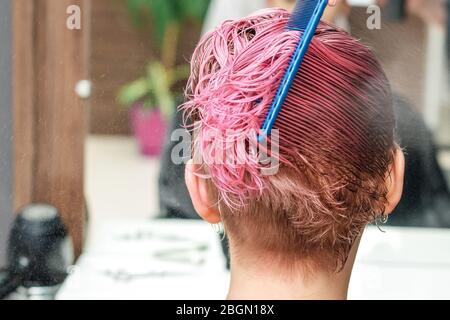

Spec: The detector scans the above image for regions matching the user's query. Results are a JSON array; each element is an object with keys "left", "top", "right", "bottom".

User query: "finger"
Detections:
[{"left": 328, "top": 0, "right": 338, "bottom": 6}]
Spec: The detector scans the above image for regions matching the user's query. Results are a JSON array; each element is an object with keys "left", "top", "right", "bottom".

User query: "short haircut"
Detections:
[{"left": 183, "top": 9, "right": 396, "bottom": 271}]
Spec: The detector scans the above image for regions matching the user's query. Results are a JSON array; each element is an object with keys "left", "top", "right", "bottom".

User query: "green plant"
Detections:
[
  {"left": 118, "top": 61, "right": 190, "bottom": 119},
  {"left": 118, "top": 0, "right": 210, "bottom": 118}
]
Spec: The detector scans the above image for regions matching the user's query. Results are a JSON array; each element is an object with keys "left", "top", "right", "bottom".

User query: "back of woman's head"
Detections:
[{"left": 183, "top": 8, "right": 396, "bottom": 271}]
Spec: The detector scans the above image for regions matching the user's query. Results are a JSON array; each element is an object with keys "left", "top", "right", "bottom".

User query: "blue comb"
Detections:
[{"left": 258, "top": 0, "right": 328, "bottom": 142}]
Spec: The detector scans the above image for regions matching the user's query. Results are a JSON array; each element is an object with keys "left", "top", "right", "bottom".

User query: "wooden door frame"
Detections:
[{"left": 13, "top": 0, "right": 91, "bottom": 257}]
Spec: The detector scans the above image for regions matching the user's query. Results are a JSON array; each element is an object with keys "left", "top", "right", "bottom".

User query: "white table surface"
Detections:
[
  {"left": 57, "top": 219, "right": 229, "bottom": 300},
  {"left": 349, "top": 226, "right": 450, "bottom": 300},
  {"left": 57, "top": 219, "right": 450, "bottom": 300}
]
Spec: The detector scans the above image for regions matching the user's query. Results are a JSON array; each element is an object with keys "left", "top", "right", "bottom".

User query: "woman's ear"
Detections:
[
  {"left": 185, "top": 160, "right": 222, "bottom": 224},
  {"left": 385, "top": 148, "right": 406, "bottom": 214}
]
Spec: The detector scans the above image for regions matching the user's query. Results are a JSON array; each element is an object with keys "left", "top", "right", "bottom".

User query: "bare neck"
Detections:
[{"left": 227, "top": 239, "right": 360, "bottom": 300}]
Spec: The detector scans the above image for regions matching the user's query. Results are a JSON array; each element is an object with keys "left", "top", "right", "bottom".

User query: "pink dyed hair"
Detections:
[{"left": 183, "top": 9, "right": 395, "bottom": 270}]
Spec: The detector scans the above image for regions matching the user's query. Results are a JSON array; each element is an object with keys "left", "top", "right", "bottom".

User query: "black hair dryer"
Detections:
[{"left": 0, "top": 204, "right": 74, "bottom": 300}]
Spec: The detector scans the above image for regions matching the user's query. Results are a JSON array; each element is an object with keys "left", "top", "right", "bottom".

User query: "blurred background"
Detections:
[{"left": 0, "top": 0, "right": 450, "bottom": 299}]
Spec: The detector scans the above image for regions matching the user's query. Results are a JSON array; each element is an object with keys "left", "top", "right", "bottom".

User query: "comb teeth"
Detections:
[
  {"left": 286, "top": 0, "right": 325, "bottom": 31},
  {"left": 258, "top": 0, "right": 328, "bottom": 142}
]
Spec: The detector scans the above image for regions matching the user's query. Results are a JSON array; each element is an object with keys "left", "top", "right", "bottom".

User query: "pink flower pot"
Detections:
[{"left": 130, "top": 105, "right": 167, "bottom": 157}]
